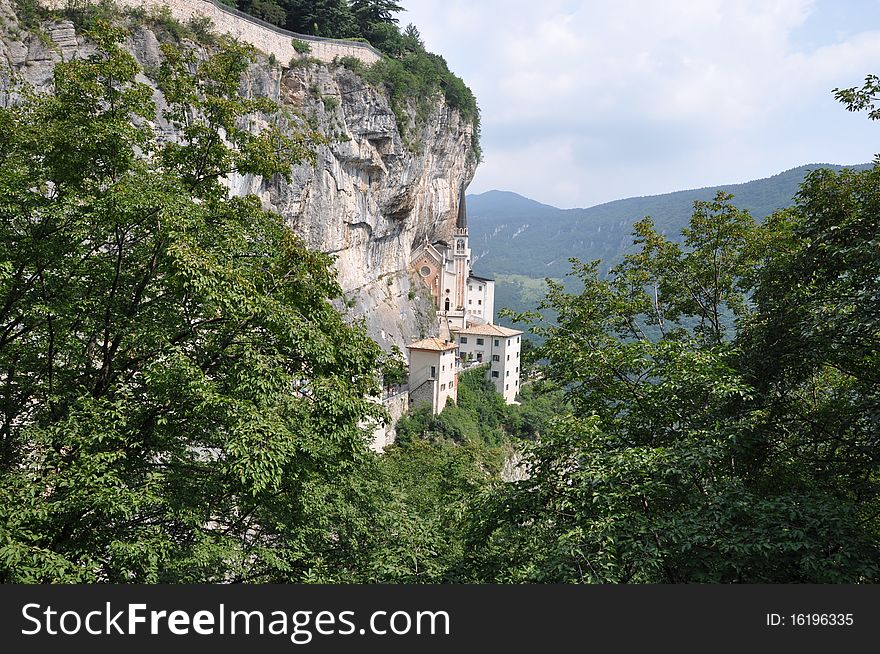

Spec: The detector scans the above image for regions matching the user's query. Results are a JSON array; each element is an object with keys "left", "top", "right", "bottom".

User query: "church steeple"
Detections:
[
  {"left": 452, "top": 186, "right": 470, "bottom": 315},
  {"left": 456, "top": 186, "right": 468, "bottom": 231}
]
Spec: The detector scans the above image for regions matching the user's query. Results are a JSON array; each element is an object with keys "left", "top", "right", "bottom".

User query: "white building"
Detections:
[
  {"left": 406, "top": 337, "right": 459, "bottom": 414},
  {"left": 410, "top": 188, "right": 494, "bottom": 330},
  {"left": 465, "top": 274, "right": 494, "bottom": 325},
  {"left": 407, "top": 187, "right": 523, "bottom": 409},
  {"left": 454, "top": 324, "right": 523, "bottom": 404}
]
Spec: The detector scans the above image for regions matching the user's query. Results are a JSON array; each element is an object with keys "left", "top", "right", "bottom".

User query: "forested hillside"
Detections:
[{"left": 468, "top": 164, "right": 872, "bottom": 322}]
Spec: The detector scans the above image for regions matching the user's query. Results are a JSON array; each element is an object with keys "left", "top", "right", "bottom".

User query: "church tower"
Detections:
[{"left": 452, "top": 187, "right": 470, "bottom": 315}]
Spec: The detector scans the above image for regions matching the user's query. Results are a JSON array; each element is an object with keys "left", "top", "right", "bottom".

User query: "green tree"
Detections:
[
  {"left": 280, "top": 0, "right": 357, "bottom": 38},
  {"left": 737, "top": 166, "right": 880, "bottom": 578},
  {"left": 834, "top": 73, "right": 880, "bottom": 126},
  {"left": 381, "top": 345, "right": 408, "bottom": 388},
  {"left": 349, "top": 0, "right": 404, "bottom": 27},
  {"left": 371, "top": 437, "right": 493, "bottom": 582},
  {"left": 348, "top": 0, "right": 404, "bottom": 51},
  {"left": 402, "top": 23, "right": 424, "bottom": 52},
  {"left": 0, "top": 25, "right": 387, "bottom": 582},
  {"left": 239, "top": 0, "right": 287, "bottom": 26},
  {"left": 464, "top": 188, "right": 880, "bottom": 583}
]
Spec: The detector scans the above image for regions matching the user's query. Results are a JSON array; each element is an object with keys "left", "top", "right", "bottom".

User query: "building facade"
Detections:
[
  {"left": 407, "top": 188, "right": 523, "bottom": 409},
  {"left": 410, "top": 188, "right": 494, "bottom": 330},
  {"left": 406, "top": 338, "right": 459, "bottom": 414},
  {"left": 465, "top": 274, "right": 495, "bottom": 325},
  {"left": 454, "top": 324, "right": 523, "bottom": 405}
]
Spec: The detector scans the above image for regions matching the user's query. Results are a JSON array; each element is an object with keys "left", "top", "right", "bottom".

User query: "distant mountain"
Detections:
[
  {"left": 467, "top": 163, "right": 872, "bottom": 325},
  {"left": 464, "top": 190, "right": 560, "bottom": 219}
]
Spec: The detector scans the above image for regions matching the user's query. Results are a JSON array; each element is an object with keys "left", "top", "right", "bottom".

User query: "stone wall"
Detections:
[
  {"left": 42, "top": 0, "right": 381, "bottom": 65},
  {"left": 368, "top": 390, "right": 409, "bottom": 452},
  {"left": 408, "top": 378, "right": 435, "bottom": 414}
]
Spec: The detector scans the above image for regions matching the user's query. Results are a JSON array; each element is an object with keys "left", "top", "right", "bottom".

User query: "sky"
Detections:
[{"left": 401, "top": 0, "right": 880, "bottom": 208}]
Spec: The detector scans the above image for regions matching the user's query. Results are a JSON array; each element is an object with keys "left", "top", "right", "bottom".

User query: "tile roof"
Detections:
[
  {"left": 407, "top": 337, "right": 459, "bottom": 352},
  {"left": 454, "top": 323, "right": 523, "bottom": 337}
]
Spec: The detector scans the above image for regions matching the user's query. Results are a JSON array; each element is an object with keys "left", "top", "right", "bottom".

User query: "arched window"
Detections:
[
  {"left": 457, "top": 240, "right": 464, "bottom": 251},
  {"left": 444, "top": 298, "right": 450, "bottom": 312}
]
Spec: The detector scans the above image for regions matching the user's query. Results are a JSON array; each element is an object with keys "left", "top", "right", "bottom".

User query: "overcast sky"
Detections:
[{"left": 402, "top": 0, "right": 880, "bottom": 208}]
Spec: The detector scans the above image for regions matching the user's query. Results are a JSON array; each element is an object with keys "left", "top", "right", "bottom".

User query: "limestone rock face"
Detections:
[
  {"left": 0, "top": 3, "right": 476, "bottom": 350},
  {"left": 234, "top": 61, "right": 476, "bottom": 350}
]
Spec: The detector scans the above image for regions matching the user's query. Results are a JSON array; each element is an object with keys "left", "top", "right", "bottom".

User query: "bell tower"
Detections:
[{"left": 453, "top": 187, "right": 470, "bottom": 314}]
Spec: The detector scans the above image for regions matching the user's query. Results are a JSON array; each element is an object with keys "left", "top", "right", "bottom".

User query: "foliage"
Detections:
[
  {"left": 352, "top": 49, "right": 480, "bottom": 156},
  {"left": 396, "top": 367, "right": 507, "bottom": 447},
  {"left": 381, "top": 346, "right": 407, "bottom": 388},
  {"left": 370, "top": 437, "right": 494, "bottom": 582},
  {"left": 834, "top": 74, "right": 880, "bottom": 124},
  {"left": 187, "top": 16, "right": 217, "bottom": 44},
  {"left": 0, "top": 26, "right": 388, "bottom": 583},
  {"left": 376, "top": 366, "right": 533, "bottom": 582},
  {"left": 11, "top": 0, "right": 47, "bottom": 29},
  {"left": 231, "top": 0, "right": 482, "bottom": 159},
  {"left": 464, "top": 181, "right": 880, "bottom": 583},
  {"left": 288, "top": 55, "right": 322, "bottom": 70},
  {"left": 503, "top": 380, "right": 564, "bottom": 440},
  {"left": 321, "top": 94, "right": 340, "bottom": 112},
  {"left": 244, "top": 0, "right": 358, "bottom": 38},
  {"left": 143, "top": 6, "right": 190, "bottom": 41},
  {"left": 291, "top": 38, "right": 312, "bottom": 54},
  {"left": 242, "top": 0, "right": 287, "bottom": 26}
]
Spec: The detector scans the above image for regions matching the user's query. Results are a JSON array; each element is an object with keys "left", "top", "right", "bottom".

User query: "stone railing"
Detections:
[{"left": 42, "top": 0, "right": 383, "bottom": 65}]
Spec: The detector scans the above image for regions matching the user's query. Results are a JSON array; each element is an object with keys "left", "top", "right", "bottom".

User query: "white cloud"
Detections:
[{"left": 403, "top": 0, "right": 880, "bottom": 207}]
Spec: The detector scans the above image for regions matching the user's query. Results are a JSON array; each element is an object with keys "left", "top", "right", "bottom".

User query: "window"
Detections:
[
  {"left": 460, "top": 336, "right": 468, "bottom": 344},
  {"left": 478, "top": 285, "right": 483, "bottom": 291},
  {"left": 506, "top": 384, "right": 509, "bottom": 390},
  {"left": 440, "top": 383, "right": 446, "bottom": 391},
  {"left": 478, "top": 300, "right": 482, "bottom": 305},
  {"left": 506, "top": 371, "right": 509, "bottom": 377},
  {"left": 430, "top": 366, "right": 436, "bottom": 378},
  {"left": 506, "top": 354, "right": 510, "bottom": 361},
  {"left": 419, "top": 265, "right": 431, "bottom": 277},
  {"left": 468, "top": 300, "right": 472, "bottom": 305},
  {"left": 517, "top": 336, "right": 520, "bottom": 343},
  {"left": 494, "top": 339, "right": 499, "bottom": 346},
  {"left": 491, "top": 371, "right": 499, "bottom": 378},
  {"left": 477, "top": 338, "right": 484, "bottom": 345},
  {"left": 476, "top": 353, "right": 483, "bottom": 362},
  {"left": 469, "top": 285, "right": 473, "bottom": 291},
  {"left": 515, "top": 379, "right": 518, "bottom": 386},
  {"left": 492, "top": 355, "right": 500, "bottom": 362},
  {"left": 516, "top": 366, "right": 519, "bottom": 373},
  {"left": 441, "top": 365, "right": 445, "bottom": 371}
]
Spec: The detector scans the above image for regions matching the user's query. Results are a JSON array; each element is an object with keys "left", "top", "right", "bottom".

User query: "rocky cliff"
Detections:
[{"left": 0, "top": 1, "right": 477, "bottom": 350}]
